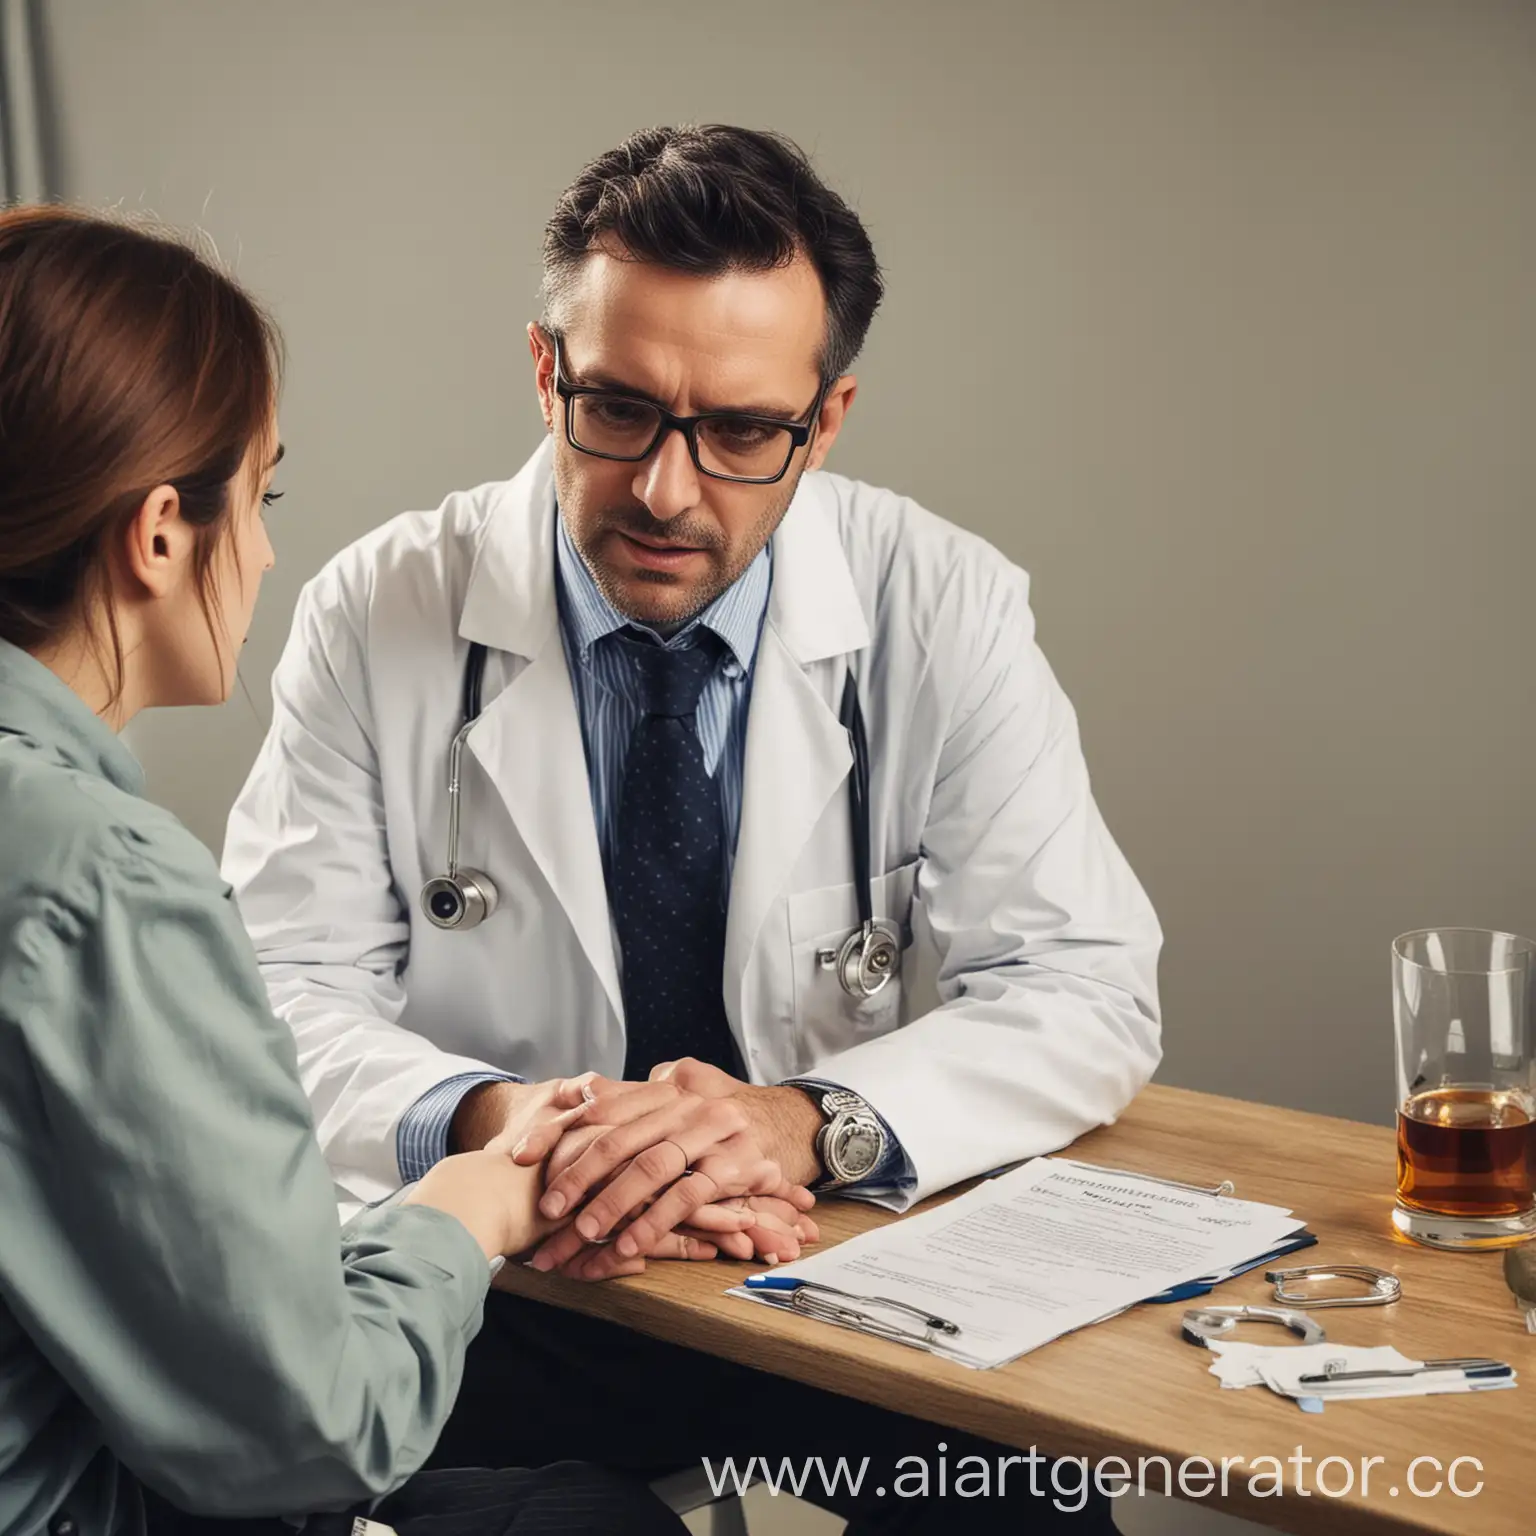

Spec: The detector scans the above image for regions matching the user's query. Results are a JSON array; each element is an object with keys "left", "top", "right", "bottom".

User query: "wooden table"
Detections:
[{"left": 495, "top": 1085, "right": 1536, "bottom": 1534}]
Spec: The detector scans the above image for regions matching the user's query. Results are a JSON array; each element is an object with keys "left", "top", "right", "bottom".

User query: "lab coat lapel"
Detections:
[
  {"left": 724, "top": 473, "right": 871, "bottom": 1031},
  {"left": 458, "top": 439, "right": 623, "bottom": 1023}
]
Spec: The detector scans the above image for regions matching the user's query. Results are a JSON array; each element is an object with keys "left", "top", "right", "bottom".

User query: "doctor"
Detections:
[{"left": 224, "top": 124, "right": 1159, "bottom": 1529}]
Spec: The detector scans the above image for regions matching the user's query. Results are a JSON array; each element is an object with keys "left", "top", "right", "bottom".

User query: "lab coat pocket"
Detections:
[{"left": 787, "top": 859, "right": 919, "bottom": 1065}]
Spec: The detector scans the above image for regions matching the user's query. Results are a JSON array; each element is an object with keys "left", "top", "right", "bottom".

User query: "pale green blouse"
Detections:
[{"left": 0, "top": 638, "right": 488, "bottom": 1536}]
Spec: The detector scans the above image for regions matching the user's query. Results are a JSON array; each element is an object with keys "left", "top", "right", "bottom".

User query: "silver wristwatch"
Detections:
[{"left": 801, "top": 1085, "right": 887, "bottom": 1190}]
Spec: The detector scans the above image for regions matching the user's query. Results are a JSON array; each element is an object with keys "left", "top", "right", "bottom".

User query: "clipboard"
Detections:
[
  {"left": 1141, "top": 1231, "right": 1319, "bottom": 1304},
  {"left": 737, "top": 1159, "right": 1304, "bottom": 1363}
]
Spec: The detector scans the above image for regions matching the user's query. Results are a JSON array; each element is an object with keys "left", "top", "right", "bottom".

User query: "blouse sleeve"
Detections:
[{"left": 0, "top": 812, "right": 489, "bottom": 1517}]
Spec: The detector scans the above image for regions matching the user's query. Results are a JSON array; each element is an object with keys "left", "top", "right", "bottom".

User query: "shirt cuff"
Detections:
[
  {"left": 781, "top": 1076, "right": 918, "bottom": 1200},
  {"left": 396, "top": 1071, "right": 524, "bottom": 1183}
]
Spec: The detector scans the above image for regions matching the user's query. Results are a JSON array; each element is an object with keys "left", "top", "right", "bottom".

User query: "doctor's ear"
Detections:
[
  {"left": 121, "top": 485, "right": 192, "bottom": 598},
  {"left": 806, "top": 375, "right": 858, "bottom": 473},
  {"left": 528, "top": 323, "right": 557, "bottom": 432}
]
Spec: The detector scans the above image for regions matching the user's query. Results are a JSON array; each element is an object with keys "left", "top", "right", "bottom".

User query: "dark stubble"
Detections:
[{"left": 555, "top": 454, "right": 804, "bottom": 629}]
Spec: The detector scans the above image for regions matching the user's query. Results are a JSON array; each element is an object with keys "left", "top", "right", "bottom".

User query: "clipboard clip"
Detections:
[
  {"left": 979, "top": 1156, "right": 1235, "bottom": 1198},
  {"left": 744, "top": 1275, "right": 961, "bottom": 1351},
  {"left": 1072, "top": 1162, "right": 1235, "bottom": 1198}
]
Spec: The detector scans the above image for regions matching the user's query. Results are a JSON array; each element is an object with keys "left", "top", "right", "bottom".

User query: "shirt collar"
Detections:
[
  {"left": 0, "top": 637, "right": 145, "bottom": 795},
  {"left": 555, "top": 510, "right": 771, "bottom": 672}
]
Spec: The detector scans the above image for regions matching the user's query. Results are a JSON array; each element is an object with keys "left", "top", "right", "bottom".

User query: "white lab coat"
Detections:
[{"left": 223, "top": 437, "right": 1162, "bottom": 1214}]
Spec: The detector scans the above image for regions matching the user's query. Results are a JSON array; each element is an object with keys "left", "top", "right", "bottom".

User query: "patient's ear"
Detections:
[{"left": 121, "top": 486, "right": 189, "bottom": 598}]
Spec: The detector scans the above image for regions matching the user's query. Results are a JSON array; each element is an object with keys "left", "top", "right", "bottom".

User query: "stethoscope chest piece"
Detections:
[
  {"left": 421, "top": 870, "right": 498, "bottom": 931},
  {"left": 832, "top": 922, "right": 901, "bottom": 999}
]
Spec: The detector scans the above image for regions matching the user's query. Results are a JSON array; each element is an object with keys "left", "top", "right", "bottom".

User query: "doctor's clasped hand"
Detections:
[
  {"left": 454, "top": 1068, "right": 820, "bottom": 1280},
  {"left": 509, "top": 1060, "right": 824, "bottom": 1277}
]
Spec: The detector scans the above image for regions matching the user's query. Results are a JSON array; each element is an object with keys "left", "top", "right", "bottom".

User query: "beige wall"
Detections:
[
  {"left": 37, "top": 2, "right": 1536, "bottom": 1531},
  {"left": 43, "top": 0, "right": 1536, "bottom": 1127}
]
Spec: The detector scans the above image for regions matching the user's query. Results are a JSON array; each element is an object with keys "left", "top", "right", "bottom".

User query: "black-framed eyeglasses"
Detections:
[{"left": 552, "top": 334, "right": 829, "bottom": 486}]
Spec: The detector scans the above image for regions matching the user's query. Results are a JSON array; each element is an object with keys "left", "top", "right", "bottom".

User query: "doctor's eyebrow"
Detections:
[{"left": 565, "top": 362, "right": 808, "bottom": 423}]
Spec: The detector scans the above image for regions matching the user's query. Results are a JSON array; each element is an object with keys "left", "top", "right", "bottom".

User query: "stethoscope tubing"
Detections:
[{"left": 428, "top": 641, "right": 898, "bottom": 999}]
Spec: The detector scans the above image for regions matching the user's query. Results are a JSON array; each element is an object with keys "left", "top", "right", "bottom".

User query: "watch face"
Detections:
[{"left": 831, "top": 1117, "right": 884, "bottom": 1180}]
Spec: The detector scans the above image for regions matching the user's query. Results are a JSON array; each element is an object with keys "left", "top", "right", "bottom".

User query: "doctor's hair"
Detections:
[
  {"left": 0, "top": 205, "right": 281, "bottom": 706},
  {"left": 541, "top": 124, "right": 883, "bottom": 381}
]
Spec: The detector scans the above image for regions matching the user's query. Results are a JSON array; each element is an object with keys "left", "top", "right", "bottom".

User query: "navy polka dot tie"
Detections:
[{"left": 610, "top": 630, "right": 742, "bottom": 1079}]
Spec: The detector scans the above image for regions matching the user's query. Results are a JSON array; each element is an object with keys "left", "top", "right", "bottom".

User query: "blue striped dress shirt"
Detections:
[{"left": 398, "top": 509, "right": 912, "bottom": 1201}]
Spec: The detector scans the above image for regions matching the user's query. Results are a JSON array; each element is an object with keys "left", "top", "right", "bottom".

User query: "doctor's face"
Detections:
[{"left": 531, "top": 250, "right": 855, "bottom": 628}]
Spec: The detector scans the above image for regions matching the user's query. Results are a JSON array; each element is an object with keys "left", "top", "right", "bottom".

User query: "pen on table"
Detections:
[
  {"left": 743, "top": 1274, "right": 962, "bottom": 1337},
  {"left": 1297, "top": 1360, "right": 1513, "bottom": 1385}
]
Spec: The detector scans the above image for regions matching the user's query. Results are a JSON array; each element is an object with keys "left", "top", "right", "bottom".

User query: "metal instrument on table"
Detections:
[
  {"left": 1265, "top": 1263, "right": 1401, "bottom": 1309},
  {"left": 1180, "top": 1304, "right": 1328, "bottom": 1348}
]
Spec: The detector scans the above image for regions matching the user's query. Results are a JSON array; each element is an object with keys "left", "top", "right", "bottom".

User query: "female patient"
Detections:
[{"left": 0, "top": 208, "right": 684, "bottom": 1536}]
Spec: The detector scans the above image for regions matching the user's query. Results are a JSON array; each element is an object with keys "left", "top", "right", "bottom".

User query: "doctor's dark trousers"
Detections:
[{"left": 426, "top": 1293, "right": 1120, "bottom": 1534}]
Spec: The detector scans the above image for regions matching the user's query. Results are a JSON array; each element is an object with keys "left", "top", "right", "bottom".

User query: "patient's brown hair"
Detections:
[{"left": 0, "top": 206, "right": 281, "bottom": 702}]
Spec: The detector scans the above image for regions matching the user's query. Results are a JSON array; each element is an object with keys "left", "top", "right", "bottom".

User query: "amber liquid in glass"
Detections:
[{"left": 1396, "top": 1087, "right": 1536, "bottom": 1217}]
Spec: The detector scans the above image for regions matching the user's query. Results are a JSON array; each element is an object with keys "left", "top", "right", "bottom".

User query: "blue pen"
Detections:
[{"left": 744, "top": 1274, "right": 809, "bottom": 1293}]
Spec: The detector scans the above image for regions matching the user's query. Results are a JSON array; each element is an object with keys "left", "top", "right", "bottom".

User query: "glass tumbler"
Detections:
[{"left": 1393, "top": 928, "right": 1536, "bottom": 1250}]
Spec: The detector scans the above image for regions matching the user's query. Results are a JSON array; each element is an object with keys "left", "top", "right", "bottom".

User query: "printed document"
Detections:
[{"left": 733, "top": 1157, "right": 1306, "bottom": 1369}]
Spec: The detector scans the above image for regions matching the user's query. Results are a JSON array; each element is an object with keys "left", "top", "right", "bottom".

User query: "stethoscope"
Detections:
[
  {"left": 820, "top": 670, "right": 903, "bottom": 999},
  {"left": 420, "top": 642, "right": 903, "bottom": 1000},
  {"left": 418, "top": 642, "right": 499, "bottom": 932}
]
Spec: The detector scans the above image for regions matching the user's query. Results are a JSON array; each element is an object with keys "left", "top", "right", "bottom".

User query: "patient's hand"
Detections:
[
  {"left": 697, "top": 1194, "right": 821, "bottom": 1266},
  {"left": 405, "top": 1147, "right": 570, "bottom": 1261}
]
